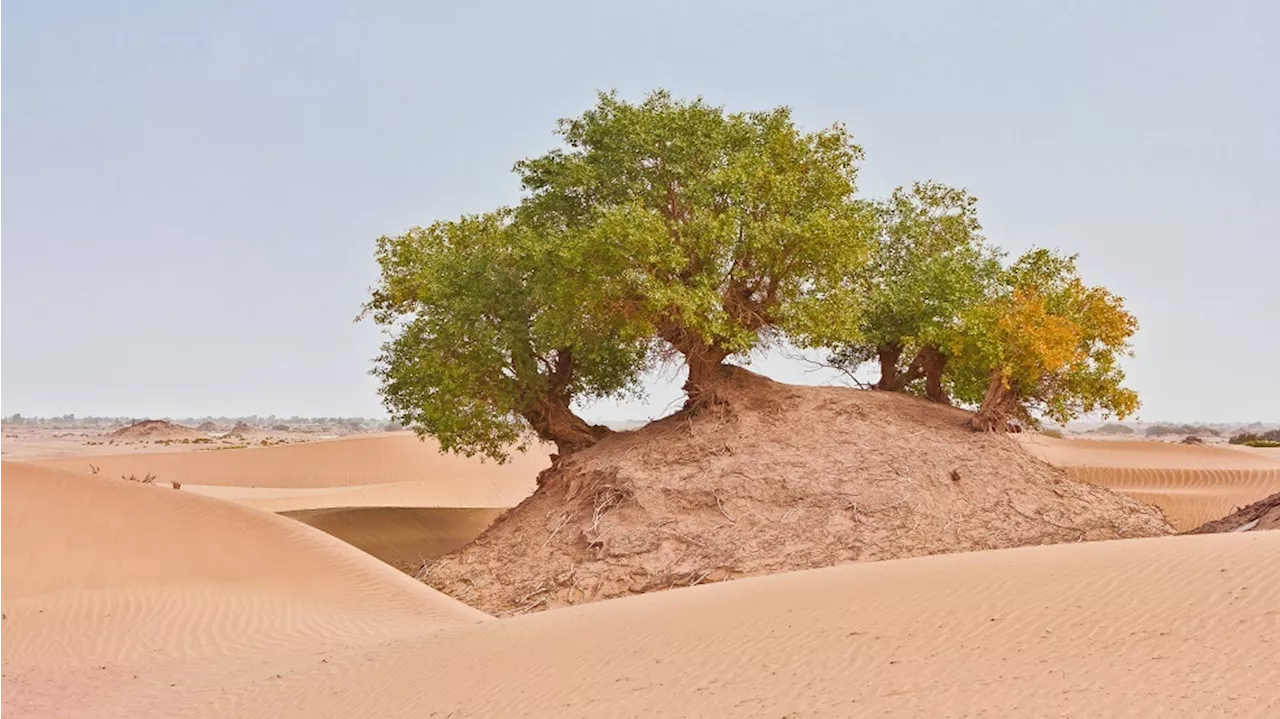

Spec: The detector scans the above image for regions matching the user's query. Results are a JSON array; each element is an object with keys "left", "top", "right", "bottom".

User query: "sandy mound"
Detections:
[
  {"left": 1186, "top": 491, "right": 1280, "bottom": 533},
  {"left": 195, "top": 421, "right": 218, "bottom": 431},
  {"left": 104, "top": 419, "right": 205, "bottom": 440},
  {"left": 1023, "top": 435, "right": 1280, "bottom": 530},
  {"left": 425, "top": 369, "right": 1171, "bottom": 615},
  {"left": 1, "top": 462, "right": 485, "bottom": 717},
  {"left": 34, "top": 432, "right": 548, "bottom": 490}
]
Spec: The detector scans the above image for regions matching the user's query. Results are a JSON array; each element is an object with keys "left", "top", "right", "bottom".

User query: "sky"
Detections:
[{"left": 3, "top": 0, "right": 1277, "bottom": 423}]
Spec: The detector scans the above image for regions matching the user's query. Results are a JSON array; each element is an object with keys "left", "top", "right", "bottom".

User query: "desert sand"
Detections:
[
  {"left": 4, "top": 460, "right": 1277, "bottom": 718},
  {"left": 26, "top": 433, "right": 543, "bottom": 562},
  {"left": 1022, "top": 435, "right": 1280, "bottom": 530}
]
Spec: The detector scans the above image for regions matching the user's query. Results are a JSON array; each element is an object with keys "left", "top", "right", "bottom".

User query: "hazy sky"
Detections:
[{"left": 3, "top": 1, "right": 1277, "bottom": 422}]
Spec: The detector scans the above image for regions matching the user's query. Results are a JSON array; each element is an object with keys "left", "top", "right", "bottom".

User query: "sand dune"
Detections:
[
  {"left": 1022, "top": 435, "right": 1280, "bottom": 530},
  {"left": 1, "top": 462, "right": 486, "bottom": 717},
  {"left": 33, "top": 432, "right": 549, "bottom": 490},
  {"left": 1023, "top": 436, "right": 1280, "bottom": 469},
  {"left": 5, "top": 464, "right": 1275, "bottom": 718},
  {"left": 27, "top": 433, "right": 541, "bottom": 568}
]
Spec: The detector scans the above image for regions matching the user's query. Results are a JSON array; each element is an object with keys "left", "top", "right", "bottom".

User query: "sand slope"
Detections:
[
  {"left": 1022, "top": 436, "right": 1280, "bottom": 530},
  {"left": 1, "top": 462, "right": 486, "bottom": 718}
]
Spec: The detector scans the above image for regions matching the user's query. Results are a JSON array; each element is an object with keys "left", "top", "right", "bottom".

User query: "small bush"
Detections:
[
  {"left": 1146, "top": 423, "right": 1219, "bottom": 437},
  {"left": 1089, "top": 423, "right": 1135, "bottom": 435},
  {"left": 1041, "top": 428, "right": 1064, "bottom": 439},
  {"left": 1229, "top": 429, "right": 1280, "bottom": 445},
  {"left": 1243, "top": 439, "right": 1280, "bottom": 448}
]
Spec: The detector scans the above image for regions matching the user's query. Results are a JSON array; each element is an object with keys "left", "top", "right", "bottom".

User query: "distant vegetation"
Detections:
[
  {"left": 1089, "top": 423, "right": 1135, "bottom": 435},
  {"left": 365, "top": 90, "right": 1141, "bottom": 460},
  {"left": 1152, "top": 419, "right": 1218, "bottom": 437},
  {"left": 1229, "top": 429, "right": 1280, "bottom": 447}
]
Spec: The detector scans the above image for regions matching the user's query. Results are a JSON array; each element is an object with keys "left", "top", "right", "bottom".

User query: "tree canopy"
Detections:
[
  {"left": 516, "top": 91, "right": 875, "bottom": 399},
  {"left": 365, "top": 90, "right": 1143, "bottom": 458},
  {"left": 827, "top": 182, "right": 1001, "bottom": 403},
  {"left": 949, "top": 249, "right": 1140, "bottom": 431},
  {"left": 362, "top": 210, "right": 650, "bottom": 461}
]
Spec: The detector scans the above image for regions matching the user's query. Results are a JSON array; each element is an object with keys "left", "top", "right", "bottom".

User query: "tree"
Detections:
[
  {"left": 950, "top": 249, "right": 1140, "bottom": 431},
  {"left": 516, "top": 91, "right": 874, "bottom": 401},
  {"left": 363, "top": 210, "right": 650, "bottom": 461},
  {"left": 828, "top": 182, "right": 1001, "bottom": 403}
]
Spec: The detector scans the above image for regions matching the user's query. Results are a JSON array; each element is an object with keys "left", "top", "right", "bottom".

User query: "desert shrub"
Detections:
[
  {"left": 271, "top": 423, "right": 290, "bottom": 431},
  {"left": 1243, "top": 439, "right": 1280, "bottom": 448},
  {"left": 1146, "top": 423, "right": 1219, "bottom": 437},
  {"left": 1229, "top": 429, "right": 1280, "bottom": 445},
  {"left": 1041, "top": 428, "right": 1064, "bottom": 438},
  {"left": 1089, "top": 423, "right": 1135, "bottom": 435}
]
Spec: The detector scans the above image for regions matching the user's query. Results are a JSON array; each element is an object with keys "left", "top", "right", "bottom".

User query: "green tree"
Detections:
[
  {"left": 362, "top": 210, "right": 650, "bottom": 461},
  {"left": 516, "top": 91, "right": 875, "bottom": 401},
  {"left": 828, "top": 182, "right": 1002, "bottom": 403},
  {"left": 950, "top": 249, "right": 1140, "bottom": 431}
]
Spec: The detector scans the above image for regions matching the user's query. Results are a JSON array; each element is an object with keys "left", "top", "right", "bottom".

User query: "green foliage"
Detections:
[
  {"left": 827, "top": 182, "right": 1002, "bottom": 393},
  {"left": 363, "top": 210, "right": 651, "bottom": 461},
  {"left": 1229, "top": 429, "right": 1280, "bottom": 444},
  {"left": 951, "top": 248, "right": 1140, "bottom": 427},
  {"left": 516, "top": 90, "right": 875, "bottom": 367},
  {"left": 1242, "top": 440, "right": 1280, "bottom": 448}
]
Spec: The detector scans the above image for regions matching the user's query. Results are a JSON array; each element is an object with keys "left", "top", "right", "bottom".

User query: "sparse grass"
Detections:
[{"left": 122, "top": 472, "right": 158, "bottom": 484}]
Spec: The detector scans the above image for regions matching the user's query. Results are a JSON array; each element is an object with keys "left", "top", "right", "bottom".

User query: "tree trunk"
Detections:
[
  {"left": 522, "top": 393, "right": 611, "bottom": 457},
  {"left": 968, "top": 370, "right": 1020, "bottom": 432},
  {"left": 518, "top": 347, "right": 611, "bottom": 457},
  {"left": 918, "top": 345, "right": 951, "bottom": 405},
  {"left": 681, "top": 341, "right": 731, "bottom": 404},
  {"left": 873, "top": 344, "right": 905, "bottom": 391},
  {"left": 659, "top": 325, "right": 732, "bottom": 405}
]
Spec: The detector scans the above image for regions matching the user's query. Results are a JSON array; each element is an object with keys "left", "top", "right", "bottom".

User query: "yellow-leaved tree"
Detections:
[{"left": 950, "top": 249, "right": 1140, "bottom": 432}]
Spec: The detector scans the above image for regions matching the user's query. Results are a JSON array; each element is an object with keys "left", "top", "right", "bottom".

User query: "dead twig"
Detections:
[{"left": 714, "top": 492, "right": 739, "bottom": 523}]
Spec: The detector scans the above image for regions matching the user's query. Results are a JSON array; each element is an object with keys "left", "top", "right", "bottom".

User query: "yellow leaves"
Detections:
[{"left": 996, "top": 288, "right": 1081, "bottom": 380}]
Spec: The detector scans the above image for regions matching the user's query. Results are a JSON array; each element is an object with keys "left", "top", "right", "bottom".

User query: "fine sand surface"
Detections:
[
  {"left": 1, "top": 462, "right": 487, "bottom": 718},
  {"left": 4, "top": 462, "right": 1276, "bottom": 717},
  {"left": 33, "top": 432, "right": 549, "bottom": 489},
  {"left": 28, "top": 433, "right": 544, "bottom": 562},
  {"left": 1022, "top": 435, "right": 1280, "bottom": 531}
]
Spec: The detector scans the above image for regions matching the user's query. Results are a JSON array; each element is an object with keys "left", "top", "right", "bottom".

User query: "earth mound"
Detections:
[
  {"left": 196, "top": 421, "right": 218, "bottom": 431},
  {"left": 423, "top": 368, "right": 1172, "bottom": 615},
  {"left": 1186, "top": 492, "right": 1280, "bottom": 534},
  {"left": 105, "top": 420, "right": 205, "bottom": 440}
]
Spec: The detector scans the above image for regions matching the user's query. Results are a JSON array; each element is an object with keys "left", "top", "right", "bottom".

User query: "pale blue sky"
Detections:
[{"left": 3, "top": 1, "right": 1277, "bottom": 422}]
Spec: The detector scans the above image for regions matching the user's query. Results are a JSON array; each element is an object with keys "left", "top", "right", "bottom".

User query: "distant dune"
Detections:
[
  {"left": 26, "top": 433, "right": 543, "bottom": 569},
  {"left": 3, "top": 460, "right": 1275, "bottom": 717},
  {"left": 34, "top": 432, "right": 549, "bottom": 489},
  {"left": 1022, "top": 436, "right": 1280, "bottom": 530}
]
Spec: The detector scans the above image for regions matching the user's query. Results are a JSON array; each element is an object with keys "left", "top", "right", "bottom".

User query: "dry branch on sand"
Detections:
[{"left": 423, "top": 369, "right": 1171, "bottom": 615}]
